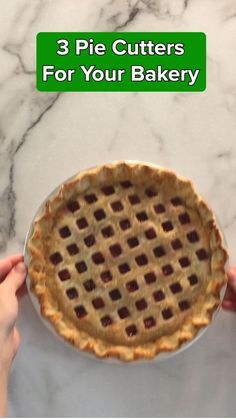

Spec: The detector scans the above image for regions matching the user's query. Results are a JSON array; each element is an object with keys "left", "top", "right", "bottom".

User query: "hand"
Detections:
[
  {"left": 222, "top": 267, "right": 236, "bottom": 312},
  {"left": 0, "top": 254, "right": 27, "bottom": 417}
]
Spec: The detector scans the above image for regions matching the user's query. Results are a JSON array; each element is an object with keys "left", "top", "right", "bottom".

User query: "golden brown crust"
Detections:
[{"left": 27, "top": 161, "right": 228, "bottom": 361}]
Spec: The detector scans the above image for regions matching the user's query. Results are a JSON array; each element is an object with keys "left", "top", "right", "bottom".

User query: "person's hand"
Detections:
[
  {"left": 0, "top": 254, "right": 27, "bottom": 417},
  {"left": 0, "top": 254, "right": 27, "bottom": 373},
  {"left": 222, "top": 267, "right": 236, "bottom": 312}
]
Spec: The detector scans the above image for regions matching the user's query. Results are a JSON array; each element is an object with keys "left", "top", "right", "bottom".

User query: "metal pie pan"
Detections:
[{"left": 23, "top": 161, "right": 228, "bottom": 364}]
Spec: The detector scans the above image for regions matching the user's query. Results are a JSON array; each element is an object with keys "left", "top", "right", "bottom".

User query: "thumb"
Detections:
[{"left": 3, "top": 262, "right": 27, "bottom": 293}]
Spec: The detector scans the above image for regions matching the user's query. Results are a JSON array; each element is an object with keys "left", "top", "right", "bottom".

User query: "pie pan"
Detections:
[{"left": 24, "top": 161, "right": 228, "bottom": 363}]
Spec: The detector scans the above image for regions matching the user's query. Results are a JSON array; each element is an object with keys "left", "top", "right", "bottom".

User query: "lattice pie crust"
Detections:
[{"left": 28, "top": 161, "right": 227, "bottom": 361}]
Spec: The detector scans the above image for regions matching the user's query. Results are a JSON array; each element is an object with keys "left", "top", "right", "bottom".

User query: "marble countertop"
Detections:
[{"left": 1, "top": 0, "right": 236, "bottom": 417}]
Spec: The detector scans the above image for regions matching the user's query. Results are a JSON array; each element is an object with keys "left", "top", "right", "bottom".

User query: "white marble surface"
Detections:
[{"left": 1, "top": 0, "right": 236, "bottom": 416}]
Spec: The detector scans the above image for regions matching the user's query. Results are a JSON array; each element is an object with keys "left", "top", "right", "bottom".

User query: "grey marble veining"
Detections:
[{"left": 0, "top": 0, "right": 236, "bottom": 416}]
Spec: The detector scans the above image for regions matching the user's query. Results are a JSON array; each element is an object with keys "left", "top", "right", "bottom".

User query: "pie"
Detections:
[{"left": 28, "top": 161, "right": 228, "bottom": 361}]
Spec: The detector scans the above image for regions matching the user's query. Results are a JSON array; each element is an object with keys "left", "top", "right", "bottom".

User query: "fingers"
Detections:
[
  {"left": 3, "top": 262, "right": 27, "bottom": 293},
  {"left": 228, "top": 268, "right": 236, "bottom": 292},
  {"left": 224, "top": 285, "right": 235, "bottom": 301},
  {"left": 222, "top": 267, "right": 236, "bottom": 312},
  {"left": 222, "top": 299, "right": 236, "bottom": 312},
  {"left": 0, "top": 254, "right": 24, "bottom": 281},
  {"left": 16, "top": 282, "right": 28, "bottom": 299}
]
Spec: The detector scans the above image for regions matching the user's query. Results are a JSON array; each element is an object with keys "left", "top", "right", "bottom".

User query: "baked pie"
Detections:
[{"left": 28, "top": 161, "right": 227, "bottom": 361}]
